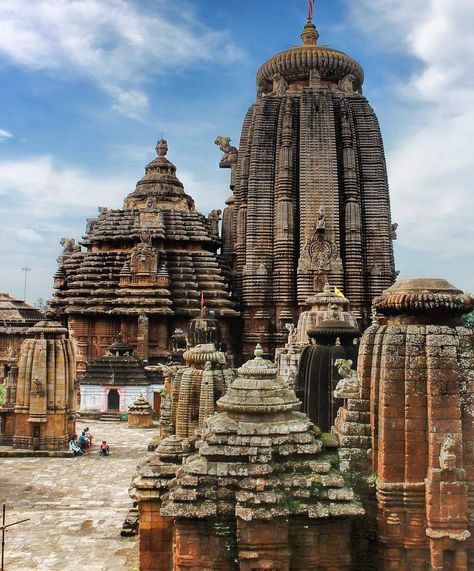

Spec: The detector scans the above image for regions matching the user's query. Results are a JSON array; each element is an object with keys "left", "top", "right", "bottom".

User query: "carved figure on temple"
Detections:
[
  {"left": 59, "top": 237, "right": 80, "bottom": 258},
  {"left": 339, "top": 73, "right": 356, "bottom": 94},
  {"left": 333, "top": 359, "right": 360, "bottom": 400},
  {"left": 272, "top": 72, "right": 288, "bottom": 95},
  {"left": 32, "top": 377, "right": 43, "bottom": 395},
  {"left": 439, "top": 434, "right": 457, "bottom": 470},
  {"left": 286, "top": 322, "right": 298, "bottom": 346},
  {"left": 214, "top": 136, "right": 238, "bottom": 163},
  {"left": 207, "top": 209, "right": 222, "bottom": 237},
  {"left": 390, "top": 222, "right": 398, "bottom": 240},
  {"left": 316, "top": 206, "right": 326, "bottom": 232}
]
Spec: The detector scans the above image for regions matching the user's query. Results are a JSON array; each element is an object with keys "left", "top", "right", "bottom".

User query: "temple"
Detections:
[
  {"left": 49, "top": 139, "right": 239, "bottom": 366},
  {"left": 219, "top": 18, "right": 396, "bottom": 356}
]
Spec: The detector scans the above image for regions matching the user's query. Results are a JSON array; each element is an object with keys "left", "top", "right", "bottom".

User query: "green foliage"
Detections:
[
  {"left": 462, "top": 293, "right": 474, "bottom": 328},
  {"left": 0, "top": 384, "right": 5, "bottom": 404},
  {"left": 309, "top": 477, "right": 322, "bottom": 498}
]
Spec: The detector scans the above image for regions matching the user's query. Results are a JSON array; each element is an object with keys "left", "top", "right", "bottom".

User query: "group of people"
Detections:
[{"left": 69, "top": 427, "right": 110, "bottom": 457}]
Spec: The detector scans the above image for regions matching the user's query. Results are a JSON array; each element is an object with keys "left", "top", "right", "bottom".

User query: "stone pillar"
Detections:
[
  {"left": 139, "top": 500, "right": 173, "bottom": 571},
  {"left": 137, "top": 314, "right": 149, "bottom": 360},
  {"left": 173, "top": 520, "right": 232, "bottom": 571},
  {"left": 237, "top": 518, "right": 291, "bottom": 571}
]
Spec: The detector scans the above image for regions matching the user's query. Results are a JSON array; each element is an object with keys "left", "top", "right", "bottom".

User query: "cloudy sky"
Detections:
[{"left": 0, "top": 0, "right": 472, "bottom": 303}]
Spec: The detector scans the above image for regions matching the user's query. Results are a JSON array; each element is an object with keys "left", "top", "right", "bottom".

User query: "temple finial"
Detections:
[
  {"left": 156, "top": 138, "right": 168, "bottom": 157},
  {"left": 302, "top": 1, "right": 319, "bottom": 45}
]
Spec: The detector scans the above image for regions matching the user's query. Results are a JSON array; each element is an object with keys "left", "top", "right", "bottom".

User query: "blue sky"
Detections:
[{"left": 0, "top": 0, "right": 473, "bottom": 303}]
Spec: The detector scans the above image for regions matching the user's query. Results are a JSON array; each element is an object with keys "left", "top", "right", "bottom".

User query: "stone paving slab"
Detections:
[{"left": 0, "top": 420, "right": 156, "bottom": 570}]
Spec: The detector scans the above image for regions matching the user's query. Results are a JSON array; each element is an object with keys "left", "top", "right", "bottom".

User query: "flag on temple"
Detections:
[
  {"left": 334, "top": 287, "right": 345, "bottom": 298},
  {"left": 308, "top": 0, "right": 314, "bottom": 21}
]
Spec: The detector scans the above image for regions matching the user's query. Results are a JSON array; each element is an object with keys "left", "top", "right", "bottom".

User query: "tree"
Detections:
[{"left": 461, "top": 293, "right": 474, "bottom": 328}]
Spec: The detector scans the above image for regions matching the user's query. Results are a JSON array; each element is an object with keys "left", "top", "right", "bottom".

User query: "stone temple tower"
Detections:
[{"left": 220, "top": 16, "right": 396, "bottom": 356}]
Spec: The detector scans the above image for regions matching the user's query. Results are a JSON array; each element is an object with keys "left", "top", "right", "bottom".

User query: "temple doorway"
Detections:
[{"left": 107, "top": 389, "right": 120, "bottom": 411}]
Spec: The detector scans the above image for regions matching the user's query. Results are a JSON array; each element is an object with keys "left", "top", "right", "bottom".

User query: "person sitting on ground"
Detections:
[
  {"left": 69, "top": 435, "right": 84, "bottom": 456},
  {"left": 99, "top": 441, "right": 110, "bottom": 456},
  {"left": 78, "top": 430, "right": 90, "bottom": 450},
  {"left": 84, "top": 427, "right": 93, "bottom": 446}
]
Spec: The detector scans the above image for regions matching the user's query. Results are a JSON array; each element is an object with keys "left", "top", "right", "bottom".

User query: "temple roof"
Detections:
[
  {"left": 124, "top": 139, "right": 195, "bottom": 212},
  {"left": 50, "top": 140, "right": 238, "bottom": 318},
  {"left": 0, "top": 292, "right": 44, "bottom": 333},
  {"left": 256, "top": 20, "right": 364, "bottom": 93}
]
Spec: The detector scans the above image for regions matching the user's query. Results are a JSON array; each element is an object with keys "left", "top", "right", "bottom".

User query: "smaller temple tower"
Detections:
[
  {"left": 334, "top": 278, "right": 474, "bottom": 570},
  {"left": 0, "top": 320, "right": 76, "bottom": 450}
]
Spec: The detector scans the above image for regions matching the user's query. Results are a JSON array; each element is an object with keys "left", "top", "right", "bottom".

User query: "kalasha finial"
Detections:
[
  {"left": 302, "top": 0, "right": 319, "bottom": 45},
  {"left": 254, "top": 344, "right": 264, "bottom": 359},
  {"left": 156, "top": 138, "right": 168, "bottom": 157}
]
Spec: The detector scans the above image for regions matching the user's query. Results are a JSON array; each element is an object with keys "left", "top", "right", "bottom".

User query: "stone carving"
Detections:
[
  {"left": 285, "top": 322, "right": 298, "bottom": 346},
  {"left": 300, "top": 231, "right": 340, "bottom": 272},
  {"left": 59, "top": 237, "right": 80, "bottom": 257},
  {"left": 272, "top": 72, "right": 288, "bottom": 95},
  {"left": 316, "top": 206, "right": 326, "bottom": 231},
  {"left": 207, "top": 209, "right": 222, "bottom": 237},
  {"left": 390, "top": 222, "right": 398, "bottom": 240},
  {"left": 339, "top": 74, "right": 356, "bottom": 94},
  {"left": 130, "top": 232, "right": 157, "bottom": 276},
  {"left": 214, "top": 136, "right": 238, "bottom": 164},
  {"left": 439, "top": 434, "right": 457, "bottom": 470},
  {"left": 334, "top": 359, "right": 360, "bottom": 400}
]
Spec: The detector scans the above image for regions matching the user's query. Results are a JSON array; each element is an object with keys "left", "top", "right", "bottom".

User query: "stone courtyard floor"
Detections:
[{"left": 0, "top": 419, "right": 155, "bottom": 570}]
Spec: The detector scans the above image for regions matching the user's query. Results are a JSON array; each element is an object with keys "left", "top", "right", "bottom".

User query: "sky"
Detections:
[{"left": 0, "top": 0, "right": 472, "bottom": 304}]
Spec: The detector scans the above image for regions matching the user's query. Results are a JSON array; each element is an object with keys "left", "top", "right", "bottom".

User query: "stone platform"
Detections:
[{"left": 0, "top": 419, "right": 156, "bottom": 570}]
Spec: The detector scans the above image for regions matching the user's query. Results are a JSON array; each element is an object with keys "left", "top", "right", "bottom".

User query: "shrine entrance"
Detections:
[{"left": 107, "top": 389, "right": 120, "bottom": 411}]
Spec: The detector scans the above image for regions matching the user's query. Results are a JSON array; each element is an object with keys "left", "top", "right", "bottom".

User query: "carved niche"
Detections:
[{"left": 128, "top": 230, "right": 159, "bottom": 285}]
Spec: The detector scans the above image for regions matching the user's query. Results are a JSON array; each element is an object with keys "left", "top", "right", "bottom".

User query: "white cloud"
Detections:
[
  {"left": 0, "top": 0, "right": 243, "bottom": 118},
  {"left": 0, "top": 129, "right": 13, "bottom": 141},
  {"left": 349, "top": 0, "right": 474, "bottom": 260},
  {"left": 16, "top": 229, "right": 44, "bottom": 242}
]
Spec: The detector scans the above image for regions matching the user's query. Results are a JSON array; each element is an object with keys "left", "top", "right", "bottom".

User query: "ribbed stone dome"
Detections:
[
  {"left": 218, "top": 344, "right": 300, "bottom": 414},
  {"left": 256, "top": 21, "right": 364, "bottom": 93},
  {"left": 374, "top": 278, "right": 474, "bottom": 316}
]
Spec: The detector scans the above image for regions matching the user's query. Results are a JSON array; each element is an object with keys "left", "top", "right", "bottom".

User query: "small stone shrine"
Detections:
[
  {"left": 169, "top": 343, "right": 234, "bottom": 441},
  {"left": 128, "top": 394, "right": 154, "bottom": 428},
  {"left": 150, "top": 345, "right": 364, "bottom": 570},
  {"left": 297, "top": 318, "right": 360, "bottom": 432},
  {"left": 79, "top": 335, "right": 163, "bottom": 415},
  {"left": 0, "top": 320, "right": 76, "bottom": 450},
  {"left": 50, "top": 138, "right": 239, "bottom": 365},
  {"left": 275, "top": 282, "right": 358, "bottom": 384},
  {"left": 334, "top": 278, "right": 474, "bottom": 569}
]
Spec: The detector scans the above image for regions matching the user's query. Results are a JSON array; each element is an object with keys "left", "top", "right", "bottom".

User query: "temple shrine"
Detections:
[{"left": 49, "top": 139, "right": 239, "bottom": 366}]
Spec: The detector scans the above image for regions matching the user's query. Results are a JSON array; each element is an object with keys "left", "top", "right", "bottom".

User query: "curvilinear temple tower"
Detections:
[{"left": 219, "top": 16, "right": 396, "bottom": 356}]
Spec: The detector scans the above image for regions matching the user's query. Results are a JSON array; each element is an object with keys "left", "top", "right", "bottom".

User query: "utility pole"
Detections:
[
  {"left": 1, "top": 504, "right": 30, "bottom": 570},
  {"left": 20, "top": 267, "right": 31, "bottom": 302}
]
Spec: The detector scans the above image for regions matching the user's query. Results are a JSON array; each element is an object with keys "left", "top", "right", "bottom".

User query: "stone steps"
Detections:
[{"left": 99, "top": 413, "right": 122, "bottom": 422}]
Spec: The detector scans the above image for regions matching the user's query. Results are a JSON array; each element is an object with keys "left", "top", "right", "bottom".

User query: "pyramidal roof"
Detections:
[{"left": 0, "top": 292, "right": 44, "bottom": 331}]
